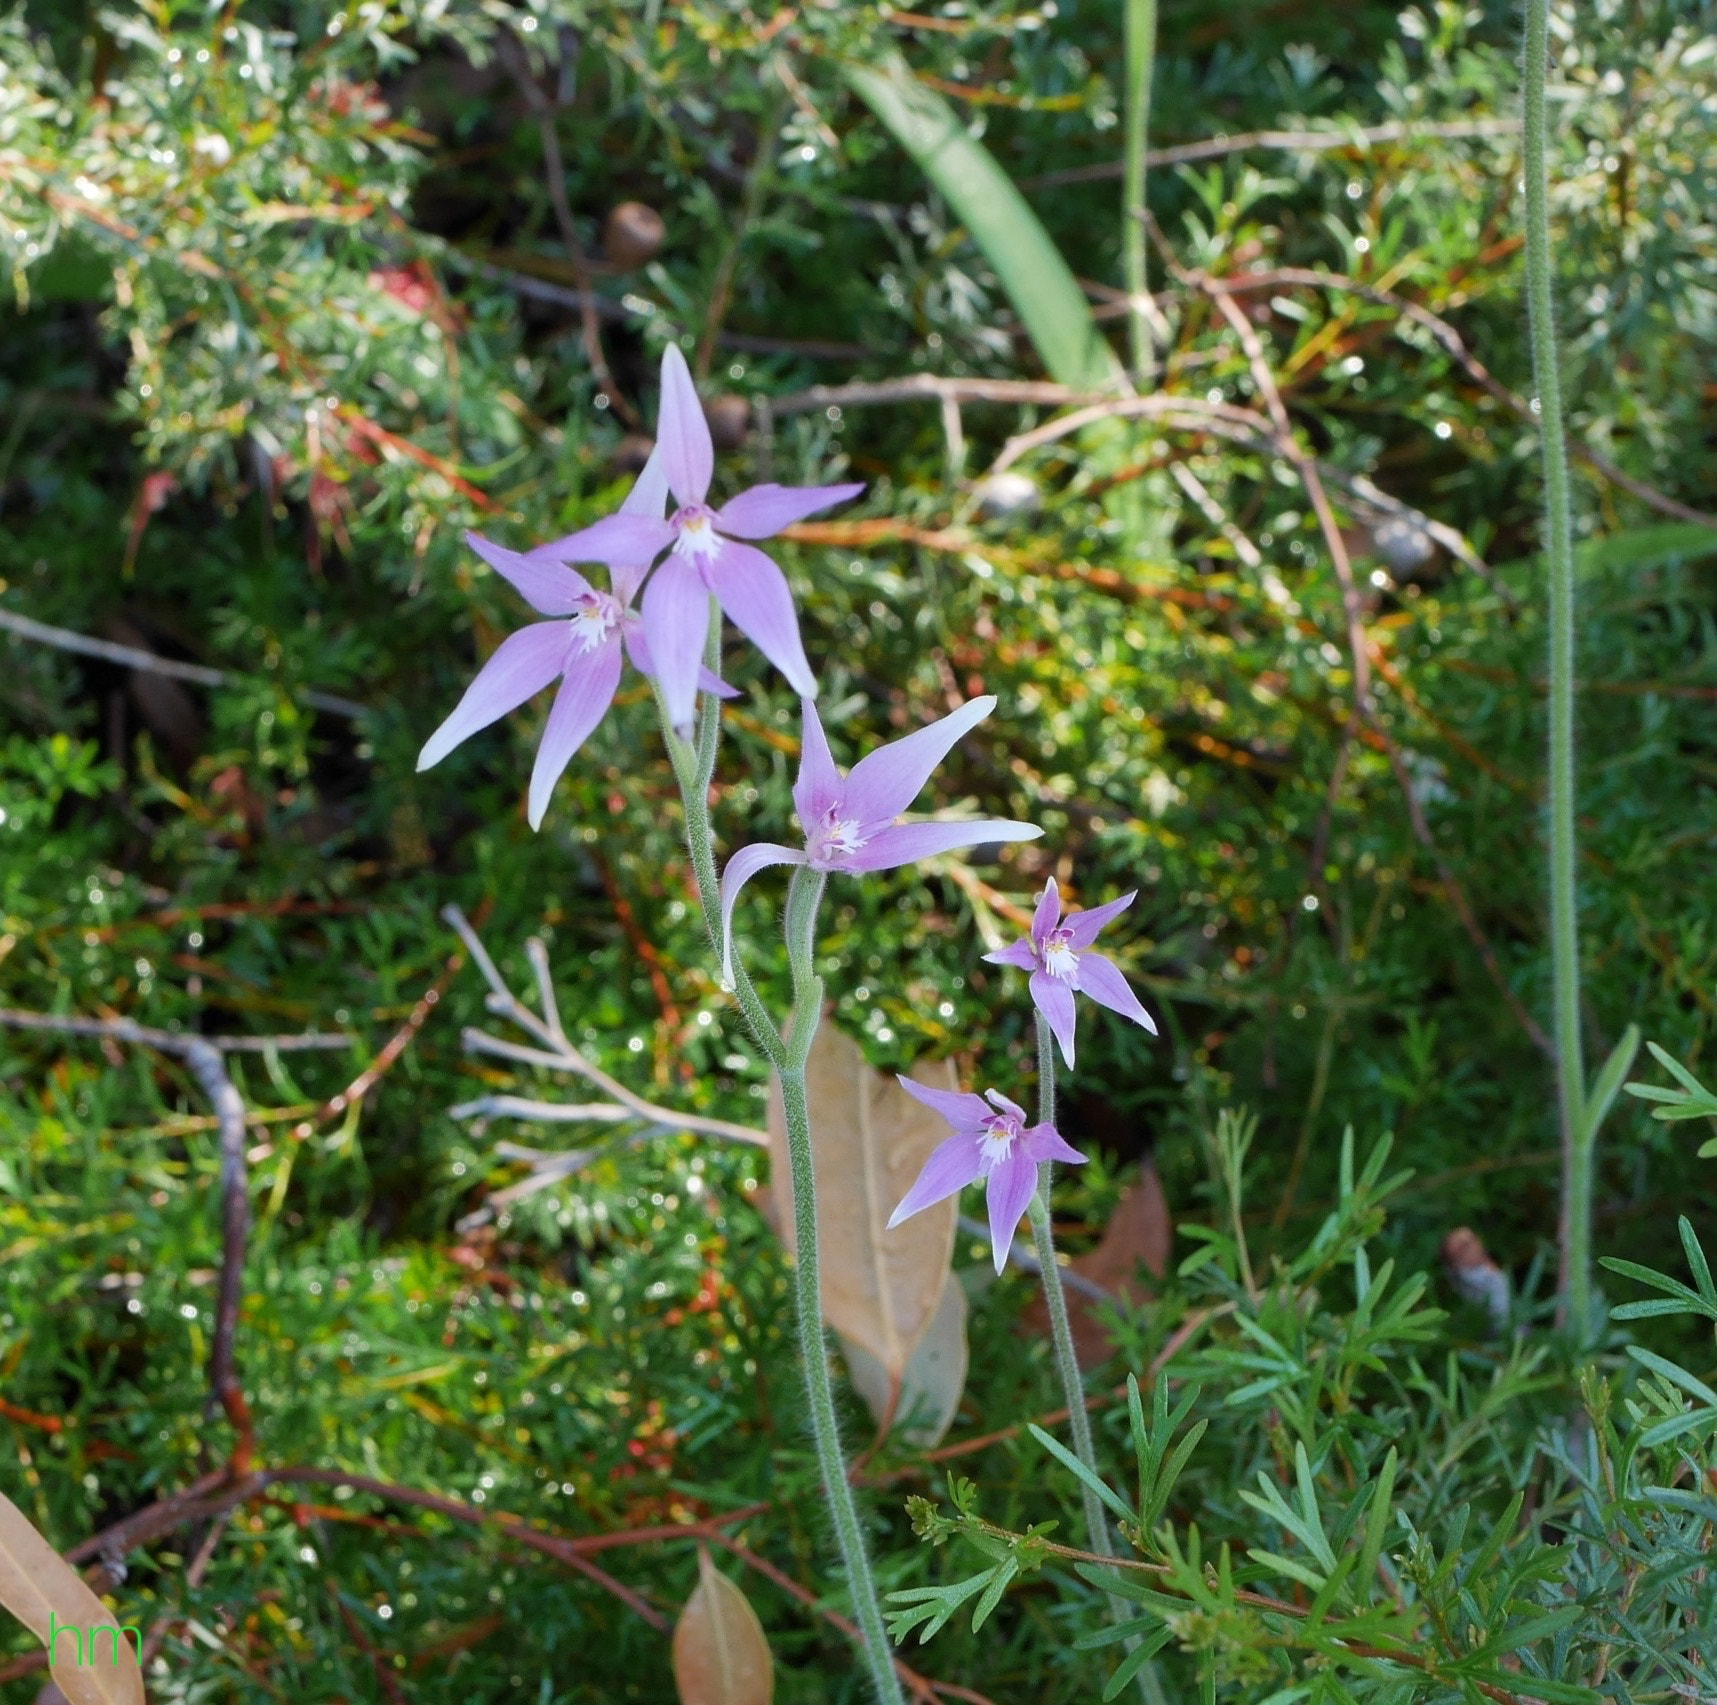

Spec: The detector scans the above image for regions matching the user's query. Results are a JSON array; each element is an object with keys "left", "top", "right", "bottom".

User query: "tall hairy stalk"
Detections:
[{"left": 1521, "top": 0, "right": 1589, "bottom": 1335}]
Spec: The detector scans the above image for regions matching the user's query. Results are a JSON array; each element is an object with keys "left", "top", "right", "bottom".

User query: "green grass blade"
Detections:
[{"left": 840, "top": 50, "right": 1124, "bottom": 392}]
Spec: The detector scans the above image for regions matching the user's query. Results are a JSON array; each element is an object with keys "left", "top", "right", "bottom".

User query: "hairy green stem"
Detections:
[
  {"left": 1026, "top": 1015, "right": 1151, "bottom": 1692},
  {"left": 780, "top": 865, "right": 905, "bottom": 1704},
  {"left": 657, "top": 677, "right": 900, "bottom": 1700},
  {"left": 1122, "top": 0, "right": 1158, "bottom": 377},
  {"left": 1025, "top": 1020, "right": 1111, "bottom": 1557},
  {"left": 1523, "top": 0, "right": 1588, "bottom": 1336}
]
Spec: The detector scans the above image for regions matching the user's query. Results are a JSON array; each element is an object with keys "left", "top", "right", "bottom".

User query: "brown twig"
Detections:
[
  {"left": 495, "top": 32, "right": 639, "bottom": 427},
  {"left": 897, "top": 1304, "right": 1234, "bottom": 1472},
  {"left": 1005, "top": 1529, "right": 1529, "bottom": 1705},
  {"left": 285, "top": 940, "right": 465, "bottom": 1145},
  {"left": 0, "top": 605, "right": 368, "bottom": 716},
  {"left": 1019, "top": 116, "right": 1522, "bottom": 189},
  {"left": 711, "top": 1533, "right": 997, "bottom": 1705},
  {"left": 1216, "top": 267, "right": 1717, "bottom": 530},
  {"left": 1146, "top": 230, "right": 1553, "bottom": 1057},
  {"left": 0, "top": 1010, "right": 261, "bottom": 1467},
  {"left": 696, "top": 83, "right": 787, "bottom": 378}
]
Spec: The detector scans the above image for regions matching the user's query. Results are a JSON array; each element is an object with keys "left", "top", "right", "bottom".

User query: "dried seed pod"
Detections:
[
  {"left": 705, "top": 394, "right": 750, "bottom": 451},
  {"left": 603, "top": 201, "right": 665, "bottom": 270},
  {"left": 972, "top": 471, "right": 1040, "bottom": 519},
  {"left": 610, "top": 434, "right": 656, "bottom": 474}
]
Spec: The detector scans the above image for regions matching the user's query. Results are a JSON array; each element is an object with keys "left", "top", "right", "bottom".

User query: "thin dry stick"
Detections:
[
  {"left": 1165, "top": 256, "right": 1554, "bottom": 1055},
  {"left": 710, "top": 1533, "right": 998, "bottom": 1705},
  {"left": 496, "top": 33, "right": 639, "bottom": 428},
  {"left": 442, "top": 903, "right": 765, "bottom": 1146},
  {"left": 1216, "top": 267, "right": 1716, "bottom": 530},
  {"left": 695, "top": 83, "right": 788, "bottom": 377},
  {"left": 1020, "top": 115, "right": 1521, "bottom": 189},
  {"left": 283, "top": 943, "right": 464, "bottom": 1146},
  {"left": 0, "top": 1009, "right": 313, "bottom": 1467},
  {"left": 0, "top": 606, "right": 370, "bottom": 718},
  {"left": 903, "top": 1303, "right": 1236, "bottom": 1471},
  {"left": 984, "top": 1528, "right": 1530, "bottom": 1705}
]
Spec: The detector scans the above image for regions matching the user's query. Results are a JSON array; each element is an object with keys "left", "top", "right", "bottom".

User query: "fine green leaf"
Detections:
[{"left": 839, "top": 50, "right": 1125, "bottom": 392}]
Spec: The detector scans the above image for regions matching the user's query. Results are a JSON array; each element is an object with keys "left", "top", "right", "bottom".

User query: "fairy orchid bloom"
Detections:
[
  {"left": 887, "top": 1081, "right": 1085, "bottom": 1273},
  {"left": 417, "top": 450, "right": 733, "bottom": 829},
  {"left": 717, "top": 694, "right": 1041, "bottom": 986},
  {"left": 538, "top": 345, "right": 862, "bottom": 731},
  {"left": 984, "top": 877, "right": 1157, "bottom": 1068}
]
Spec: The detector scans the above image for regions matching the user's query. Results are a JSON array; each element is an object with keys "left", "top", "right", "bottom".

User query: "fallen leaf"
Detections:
[
  {"left": 0, "top": 1490, "right": 145, "bottom": 1705},
  {"left": 841, "top": 1268, "right": 969, "bottom": 1447},
  {"left": 672, "top": 1547, "right": 773, "bottom": 1705},
  {"left": 767, "top": 1021, "right": 959, "bottom": 1402},
  {"left": 1022, "top": 1163, "right": 1171, "bottom": 1369}
]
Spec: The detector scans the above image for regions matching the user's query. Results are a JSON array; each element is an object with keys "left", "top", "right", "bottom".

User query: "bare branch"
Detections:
[
  {"left": 0, "top": 606, "right": 370, "bottom": 719},
  {"left": 1020, "top": 116, "right": 1522, "bottom": 190}
]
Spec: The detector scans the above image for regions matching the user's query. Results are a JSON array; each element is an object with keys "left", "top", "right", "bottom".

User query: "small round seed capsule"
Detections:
[
  {"left": 602, "top": 201, "right": 665, "bottom": 270},
  {"left": 705, "top": 395, "right": 750, "bottom": 451}
]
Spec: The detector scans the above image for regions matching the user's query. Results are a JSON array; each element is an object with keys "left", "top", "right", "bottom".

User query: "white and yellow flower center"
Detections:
[
  {"left": 568, "top": 592, "right": 620, "bottom": 652},
  {"left": 1042, "top": 932, "right": 1079, "bottom": 981},
  {"left": 807, "top": 811, "right": 868, "bottom": 867},
  {"left": 671, "top": 505, "right": 722, "bottom": 563},
  {"left": 978, "top": 1116, "right": 1018, "bottom": 1166}
]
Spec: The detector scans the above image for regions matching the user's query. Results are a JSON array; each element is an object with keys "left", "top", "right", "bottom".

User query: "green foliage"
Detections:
[
  {"left": 1, "top": 0, "right": 1714, "bottom": 1698},
  {"left": 900, "top": 1136, "right": 1716, "bottom": 1702}
]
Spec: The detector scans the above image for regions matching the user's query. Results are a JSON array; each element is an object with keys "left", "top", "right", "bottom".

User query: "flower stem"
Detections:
[
  {"left": 1026, "top": 1016, "right": 1112, "bottom": 1558},
  {"left": 657, "top": 693, "right": 900, "bottom": 1701},
  {"left": 1523, "top": 0, "right": 1588, "bottom": 1336},
  {"left": 1027, "top": 1015, "right": 1150, "bottom": 1693},
  {"left": 780, "top": 865, "right": 906, "bottom": 1705}
]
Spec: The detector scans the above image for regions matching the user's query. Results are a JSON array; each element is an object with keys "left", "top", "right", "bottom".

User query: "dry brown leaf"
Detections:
[
  {"left": 0, "top": 1490, "right": 145, "bottom": 1705},
  {"left": 1023, "top": 1163, "right": 1172, "bottom": 1369},
  {"left": 841, "top": 1267, "right": 969, "bottom": 1447},
  {"left": 767, "top": 1021, "right": 959, "bottom": 1393},
  {"left": 671, "top": 1547, "right": 773, "bottom": 1705}
]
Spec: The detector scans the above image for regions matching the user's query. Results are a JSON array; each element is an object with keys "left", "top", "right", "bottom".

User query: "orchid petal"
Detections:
[
  {"left": 1029, "top": 970, "right": 1078, "bottom": 1069},
  {"left": 717, "top": 842, "right": 806, "bottom": 988},
  {"left": 466, "top": 531, "right": 591, "bottom": 616},
  {"left": 896, "top": 1075, "right": 993, "bottom": 1130},
  {"left": 983, "top": 1087, "right": 1029, "bottom": 1122},
  {"left": 887, "top": 1132, "right": 985, "bottom": 1229},
  {"left": 620, "top": 444, "right": 672, "bottom": 518},
  {"left": 793, "top": 697, "right": 843, "bottom": 828},
  {"left": 1032, "top": 878, "right": 1062, "bottom": 947},
  {"left": 1072, "top": 951, "right": 1158, "bottom": 1034},
  {"left": 623, "top": 622, "right": 738, "bottom": 700},
  {"left": 1022, "top": 1122, "right": 1087, "bottom": 1168},
  {"left": 715, "top": 480, "right": 865, "bottom": 539},
  {"left": 1062, "top": 890, "right": 1138, "bottom": 949},
  {"left": 841, "top": 818, "right": 1042, "bottom": 874},
  {"left": 527, "top": 641, "right": 623, "bottom": 829},
  {"left": 639, "top": 553, "right": 711, "bottom": 733},
  {"left": 534, "top": 512, "right": 675, "bottom": 570},
  {"left": 843, "top": 695, "right": 996, "bottom": 827},
  {"left": 704, "top": 539, "right": 817, "bottom": 699},
  {"left": 984, "top": 1152, "right": 1039, "bottom": 1274},
  {"left": 982, "top": 940, "right": 1040, "bottom": 972},
  {"left": 657, "top": 344, "right": 713, "bottom": 505},
  {"left": 609, "top": 446, "right": 674, "bottom": 604},
  {"left": 417, "top": 623, "right": 570, "bottom": 772}
]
